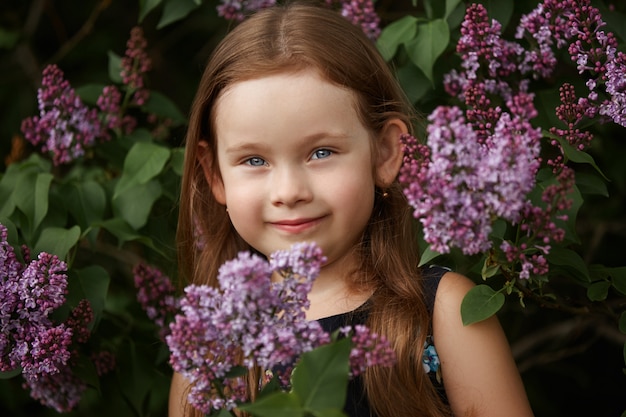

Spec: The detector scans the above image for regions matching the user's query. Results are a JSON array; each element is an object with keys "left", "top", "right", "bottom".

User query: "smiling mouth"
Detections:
[{"left": 269, "top": 217, "right": 324, "bottom": 234}]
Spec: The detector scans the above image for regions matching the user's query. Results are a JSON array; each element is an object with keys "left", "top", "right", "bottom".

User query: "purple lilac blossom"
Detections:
[
  {"left": 166, "top": 242, "right": 395, "bottom": 414},
  {"left": 399, "top": 106, "right": 540, "bottom": 255},
  {"left": 216, "top": 0, "right": 380, "bottom": 40},
  {"left": 517, "top": 0, "right": 626, "bottom": 128},
  {"left": 217, "top": 0, "right": 277, "bottom": 21},
  {"left": 325, "top": 0, "right": 381, "bottom": 40},
  {"left": 500, "top": 167, "right": 575, "bottom": 279},
  {"left": 0, "top": 224, "right": 100, "bottom": 411},
  {"left": 600, "top": 51, "right": 626, "bottom": 126},
  {"left": 133, "top": 263, "right": 180, "bottom": 336},
  {"left": 24, "top": 365, "right": 87, "bottom": 412},
  {"left": 20, "top": 65, "right": 106, "bottom": 165},
  {"left": 339, "top": 324, "right": 396, "bottom": 378},
  {"left": 166, "top": 245, "right": 328, "bottom": 413},
  {"left": 120, "top": 27, "right": 152, "bottom": 106}
]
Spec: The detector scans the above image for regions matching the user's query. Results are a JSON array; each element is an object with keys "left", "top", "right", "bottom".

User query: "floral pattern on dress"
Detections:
[{"left": 422, "top": 335, "right": 443, "bottom": 383}]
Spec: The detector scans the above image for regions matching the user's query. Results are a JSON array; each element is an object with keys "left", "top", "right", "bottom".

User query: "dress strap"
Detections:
[{"left": 421, "top": 265, "right": 451, "bottom": 314}]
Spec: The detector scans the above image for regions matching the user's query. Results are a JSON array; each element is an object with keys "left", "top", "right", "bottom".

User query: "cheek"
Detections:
[{"left": 326, "top": 172, "right": 376, "bottom": 214}]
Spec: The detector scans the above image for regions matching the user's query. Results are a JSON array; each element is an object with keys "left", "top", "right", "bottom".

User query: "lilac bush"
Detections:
[
  {"left": 0, "top": 224, "right": 114, "bottom": 412},
  {"left": 399, "top": 0, "right": 626, "bottom": 288},
  {"left": 4, "top": 1, "right": 626, "bottom": 415}
]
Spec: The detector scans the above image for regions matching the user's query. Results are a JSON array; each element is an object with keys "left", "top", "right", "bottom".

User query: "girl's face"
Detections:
[{"left": 206, "top": 70, "right": 378, "bottom": 270}]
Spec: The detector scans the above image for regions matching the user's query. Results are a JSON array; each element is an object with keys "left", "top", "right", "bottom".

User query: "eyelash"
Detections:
[
  {"left": 244, "top": 157, "right": 266, "bottom": 167},
  {"left": 311, "top": 148, "right": 333, "bottom": 160},
  {"left": 242, "top": 148, "right": 333, "bottom": 166}
]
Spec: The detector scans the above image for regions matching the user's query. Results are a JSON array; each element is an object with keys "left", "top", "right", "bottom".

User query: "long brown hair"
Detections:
[{"left": 177, "top": 2, "right": 451, "bottom": 416}]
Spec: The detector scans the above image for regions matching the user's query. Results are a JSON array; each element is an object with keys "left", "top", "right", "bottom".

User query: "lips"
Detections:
[{"left": 269, "top": 217, "right": 324, "bottom": 234}]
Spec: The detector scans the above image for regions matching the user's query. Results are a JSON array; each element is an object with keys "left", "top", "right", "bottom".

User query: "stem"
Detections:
[
  {"left": 514, "top": 281, "right": 590, "bottom": 316},
  {"left": 46, "top": 0, "right": 112, "bottom": 65}
]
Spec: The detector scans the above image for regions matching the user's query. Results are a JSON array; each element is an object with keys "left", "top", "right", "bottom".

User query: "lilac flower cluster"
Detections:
[
  {"left": 96, "top": 85, "right": 137, "bottom": 135},
  {"left": 166, "top": 242, "right": 395, "bottom": 414},
  {"left": 120, "top": 26, "right": 152, "bottom": 106},
  {"left": 500, "top": 167, "right": 576, "bottom": 279},
  {"left": 217, "top": 0, "right": 277, "bottom": 21},
  {"left": 21, "top": 65, "right": 106, "bottom": 165},
  {"left": 412, "top": 0, "right": 626, "bottom": 278},
  {"left": 339, "top": 324, "right": 395, "bottom": 377},
  {"left": 0, "top": 224, "right": 99, "bottom": 411},
  {"left": 216, "top": 0, "right": 380, "bottom": 40},
  {"left": 167, "top": 243, "right": 328, "bottom": 412},
  {"left": 325, "top": 0, "right": 381, "bottom": 40},
  {"left": 399, "top": 106, "right": 541, "bottom": 255},
  {"left": 133, "top": 263, "right": 180, "bottom": 336},
  {"left": 516, "top": 0, "right": 626, "bottom": 128}
]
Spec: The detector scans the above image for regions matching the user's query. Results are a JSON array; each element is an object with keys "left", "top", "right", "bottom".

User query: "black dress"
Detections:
[{"left": 316, "top": 266, "right": 450, "bottom": 417}]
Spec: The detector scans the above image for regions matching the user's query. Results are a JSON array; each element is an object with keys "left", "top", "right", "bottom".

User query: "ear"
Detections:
[
  {"left": 197, "top": 141, "right": 227, "bottom": 205},
  {"left": 375, "top": 118, "right": 408, "bottom": 188}
]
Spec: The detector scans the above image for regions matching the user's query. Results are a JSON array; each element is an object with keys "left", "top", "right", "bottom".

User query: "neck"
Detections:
[{"left": 303, "top": 254, "right": 372, "bottom": 320}]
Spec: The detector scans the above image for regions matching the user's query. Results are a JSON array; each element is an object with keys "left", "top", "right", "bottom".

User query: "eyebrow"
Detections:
[{"left": 223, "top": 131, "right": 352, "bottom": 154}]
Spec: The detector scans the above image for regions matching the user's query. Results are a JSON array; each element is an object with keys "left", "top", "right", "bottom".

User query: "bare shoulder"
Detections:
[{"left": 432, "top": 271, "right": 535, "bottom": 417}]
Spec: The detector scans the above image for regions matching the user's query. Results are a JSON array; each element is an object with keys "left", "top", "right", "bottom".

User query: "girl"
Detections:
[{"left": 170, "top": 2, "right": 534, "bottom": 417}]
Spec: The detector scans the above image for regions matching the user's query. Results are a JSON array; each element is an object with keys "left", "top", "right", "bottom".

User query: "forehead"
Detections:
[{"left": 212, "top": 70, "right": 365, "bottom": 140}]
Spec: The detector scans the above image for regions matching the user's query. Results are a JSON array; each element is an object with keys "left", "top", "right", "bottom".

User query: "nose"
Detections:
[{"left": 270, "top": 165, "right": 313, "bottom": 207}]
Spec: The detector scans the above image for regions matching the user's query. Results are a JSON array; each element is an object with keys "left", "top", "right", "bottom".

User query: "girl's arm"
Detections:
[
  {"left": 169, "top": 371, "right": 189, "bottom": 417},
  {"left": 433, "top": 272, "right": 534, "bottom": 417}
]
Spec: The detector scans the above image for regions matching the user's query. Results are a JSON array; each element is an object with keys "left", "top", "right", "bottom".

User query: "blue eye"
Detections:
[
  {"left": 312, "top": 149, "right": 332, "bottom": 160},
  {"left": 245, "top": 157, "right": 266, "bottom": 166}
]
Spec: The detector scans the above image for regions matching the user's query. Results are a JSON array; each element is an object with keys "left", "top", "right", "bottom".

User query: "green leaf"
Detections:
[
  {"left": 460, "top": 284, "right": 505, "bottom": 325},
  {"left": 112, "top": 179, "right": 162, "bottom": 229},
  {"left": 98, "top": 217, "right": 161, "bottom": 251},
  {"left": 546, "top": 247, "right": 590, "bottom": 283},
  {"left": 405, "top": 19, "right": 450, "bottom": 84},
  {"left": 33, "top": 226, "right": 81, "bottom": 260},
  {"left": 396, "top": 62, "right": 432, "bottom": 104},
  {"left": 158, "top": 0, "right": 201, "bottom": 29},
  {"left": 107, "top": 51, "right": 123, "bottom": 83},
  {"left": 76, "top": 83, "right": 107, "bottom": 106},
  {"left": 619, "top": 311, "right": 626, "bottom": 334},
  {"left": 419, "top": 244, "right": 442, "bottom": 266},
  {"left": 0, "top": 367, "right": 21, "bottom": 379},
  {"left": 171, "top": 147, "right": 185, "bottom": 176},
  {"left": 114, "top": 141, "right": 170, "bottom": 199},
  {"left": 63, "top": 180, "right": 106, "bottom": 230},
  {"left": 444, "top": 0, "right": 464, "bottom": 20},
  {"left": 238, "top": 392, "right": 304, "bottom": 417},
  {"left": 475, "top": 0, "right": 514, "bottom": 28},
  {"left": 139, "top": 0, "right": 163, "bottom": 22},
  {"left": 481, "top": 259, "right": 500, "bottom": 280},
  {"left": 376, "top": 15, "right": 418, "bottom": 61},
  {"left": 0, "top": 163, "right": 22, "bottom": 218},
  {"left": 14, "top": 172, "right": 53, "bottom": 232},
  {"left": 117, "top": 339, "right": 158, "bottom": 415},
  {"left": 550, "top": 134, "right": 608, "bottom": 180},
  {"left": 587, "top": 281, "right": 610, "bottom": 301},
  {"left": 422, "top": 0, "right": 445, "bottom": 19},
  {"left": 141, "top": 90, "right": 186, "bottom": 124},
  {"left": 575, "top": 171, "right": 609, "bottom": 197},
  {"left": 609, "top": 267, "right": 626, "bottom": 295},
  {"left": 291, "top": 338, "right": 351, "bottom": 412},
  {"left": 76, "top": 265, "right": 110, "bottom": 329},
  {"left": 73, "top": 352, "right": 100, "bottom": 390}
]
